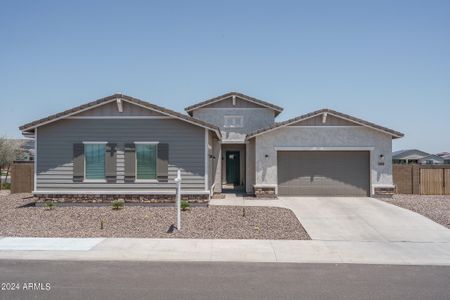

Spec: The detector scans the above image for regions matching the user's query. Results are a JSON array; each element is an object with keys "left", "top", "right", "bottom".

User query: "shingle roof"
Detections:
[
  {"left": 20, "top": 94, "right": 222, "bottom": 138},
  {"left": 392, "top": 149, "right": 430, "bottom": 159},
  {"left": 419, "top": 154, "right": 444, "bottom": 161},
  {"left": 246, "top": 108, "right": 404, "bottom": 139},
  {"left": 185, "top": 92, "right": 283, "bottom": 116}
]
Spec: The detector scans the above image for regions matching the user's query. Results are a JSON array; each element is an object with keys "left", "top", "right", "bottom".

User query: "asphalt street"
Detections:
[{"left": 0, "top": 260, "right": 449, "bottom": 300}]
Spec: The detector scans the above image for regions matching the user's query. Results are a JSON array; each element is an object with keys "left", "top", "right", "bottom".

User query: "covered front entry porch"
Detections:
[{"left": 221, "top": 143, "right": 246, "bottom": 192}]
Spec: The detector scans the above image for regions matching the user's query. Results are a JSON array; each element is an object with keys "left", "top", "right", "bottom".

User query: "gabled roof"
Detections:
[
  {"left": 418, "top": 154, "right": 445, "bottom": 162},
  {"left": 436, "top": 152, "right": 450, "bottom": 158},
  {"left": 20, "top": 94, "right": 221, "bottom": 138},
  {"left": 392, "top": 149, "right": 430, "bottom": 160},
  {"left": 185, "top": 92, "right": 284, "bottom": 116},
  {"left": 246, "top": 108, "right": 404, "bottom": 140}
]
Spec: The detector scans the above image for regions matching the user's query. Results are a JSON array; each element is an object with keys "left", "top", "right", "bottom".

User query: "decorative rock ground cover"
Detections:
[
  {"left": 0, "top": 193, "right": 310, "bottom": 240},
  {"left": 383, "top": 194, "right": 450, "bottom": 228}
]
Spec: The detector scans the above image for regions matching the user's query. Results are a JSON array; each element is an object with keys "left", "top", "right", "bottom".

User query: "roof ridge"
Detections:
[
  {"left": 246, "top": 108, "right": 404, "bottom": 139},
  {"left": 184, "top": 92, "right": 284, "bottom": 115},
  {"left": 19, "top": 94, "right": 221, "bottom": 138}
]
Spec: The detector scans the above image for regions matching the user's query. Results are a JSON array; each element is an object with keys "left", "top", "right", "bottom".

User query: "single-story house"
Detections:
[
  {"left": 437, "top": 152, "right": 450, "bottom": 164},
  {"left": 418, "top": 154, "right": 445, "bottom": 165},
  {"left": 393, "top": 149, "right": 449, "bottom": 165},
  {"left": 20, "top": 92, "right": 404, "bottom": 202},
  {"left": 392, "top": 149, "right": 431, "bottom": 164}
]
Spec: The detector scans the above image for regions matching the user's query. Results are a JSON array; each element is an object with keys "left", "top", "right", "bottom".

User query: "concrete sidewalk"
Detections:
[{"left": 0, "top": 237, "right": 449, "bottom": 265}]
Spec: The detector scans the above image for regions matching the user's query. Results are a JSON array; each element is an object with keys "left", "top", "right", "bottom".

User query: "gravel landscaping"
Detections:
[
  {"left": 383, "top": 194, "right": 450, "bottom": 228},
  {"left": 0, "top": 193, "right": 310, "bottom": 240}
]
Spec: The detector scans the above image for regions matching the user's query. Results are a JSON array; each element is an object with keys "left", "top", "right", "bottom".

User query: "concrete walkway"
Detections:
[
  {"left": 0, "top": 237, "right": 449, "bottom": 265},
  {"left": 210, "top": 197, "right": 450, "bottom": 242}
]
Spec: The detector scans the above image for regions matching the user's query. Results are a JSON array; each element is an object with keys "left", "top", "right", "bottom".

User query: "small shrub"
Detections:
[
  {"left": 44, "top": 201, "right": 55, "bottom": 210},
  {"left": 111, "top": 199, "right": 124, "bottom": 210},
  {"left": 100, "top": 219, "right": 104, "bottom": 230},
  {"left": 1, "top": 183, "right": 11, "bottom": 190},
  {"left": 181, "top": 200, "right": 190, "bottom": 211}
]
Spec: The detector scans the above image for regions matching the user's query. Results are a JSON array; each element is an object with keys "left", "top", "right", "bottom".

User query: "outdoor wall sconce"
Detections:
[
  {"left": 209, "top": 155, "right": 216, "bottom": 159},
  {"left": 378, "top": 154, "right": 385, "bottom": 166},
  {"left": 265, "top": 154, "right": 269, "bottom": 159}
]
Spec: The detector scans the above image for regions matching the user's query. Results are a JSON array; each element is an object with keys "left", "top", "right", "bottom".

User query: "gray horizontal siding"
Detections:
[
  {"left": 36, "top": 119, "right": 206, "bottom": 192},
  {"left": 75, "top": 100, "right": 165, "bottom": 117}
]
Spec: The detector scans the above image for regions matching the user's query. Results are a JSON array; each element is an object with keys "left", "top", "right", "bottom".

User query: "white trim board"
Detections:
[
  {"left": 33, "top": 128, "right": 37, "bottom": 191},
  {"left": 196, "top": 107, "right": 277, "bottom": 111},
  {"left": 68, "top": 116, "right": 173, "bottom": 119},
  {"left": 247, "top": 111, "right": 402, "bottom": 139},
  {"left": 21, "top": 98, "right": 118, "bottom": 132},
  {"left": 204, "top": 128, "right": 209, "bottom": 190},
  {"left": 33, "top": 190, "right": 211, "bottom": 195},
  {"left": 134, "top": 141, "right": 159, "bottom": 144},
  {"left": 186, "top": 95, "right": 282, "bottom": 113},
  {"left": 274, "top": 147, "right": 375, "bottom": 151},
  {"left": 120, "top": 98, "right": 221, "bottom": 138},
  {"left": 21, "top": 96, "right": 222, "bottom": 139},
  {"left": 286, "top": 126, "right": 361, "bottom": 128},
  {"left": 220, "top": 140, "right": 246, "bottom": 144}
]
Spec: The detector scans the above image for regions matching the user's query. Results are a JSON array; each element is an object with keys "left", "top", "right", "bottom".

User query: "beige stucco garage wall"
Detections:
[{"left": 254, "top": 126, "right": 394, "bottom": 195}]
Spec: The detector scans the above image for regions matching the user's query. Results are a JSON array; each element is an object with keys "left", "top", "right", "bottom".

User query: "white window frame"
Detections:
[
  {"left": 134, "top": 142, "right": 159, "bottom": 183},
  {"left": 83, "top": 141, "right": 107, "bottom": 183},
  {"left": 224, "top": 115, "right": 244, "bottom": 128}
]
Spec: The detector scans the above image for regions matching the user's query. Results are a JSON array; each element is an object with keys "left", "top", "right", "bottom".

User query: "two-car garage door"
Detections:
[{"left": 277, "top": 151, "right": 370, "bottom": 196}]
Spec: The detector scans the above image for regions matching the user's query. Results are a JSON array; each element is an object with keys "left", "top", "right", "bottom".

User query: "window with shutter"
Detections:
[
  {"left": 84, "top": 143, "right": 106, "bottom": 180},
  {"left": 136, "top": 143, "right": 157, "bottom": 180}
]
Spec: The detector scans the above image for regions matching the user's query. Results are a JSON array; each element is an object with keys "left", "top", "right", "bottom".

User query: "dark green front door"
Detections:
[{"left": 226, "top": 151, "right": 240, "bottom": 185}]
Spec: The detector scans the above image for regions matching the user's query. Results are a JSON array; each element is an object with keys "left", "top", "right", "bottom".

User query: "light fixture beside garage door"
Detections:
[{"left": 378, "top": 154, "right": 385, "bottom": 166}]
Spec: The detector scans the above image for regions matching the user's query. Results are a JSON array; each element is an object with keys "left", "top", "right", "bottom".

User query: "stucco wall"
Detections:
[
  {"left": 193, "top": 108, "right": 275, "bottom": 142},
  {"left": 245, "top": 139, "right": 256, "bottom": 193},
  {"left": 254, "top": 126, "right": 394, "bottom": 194}
]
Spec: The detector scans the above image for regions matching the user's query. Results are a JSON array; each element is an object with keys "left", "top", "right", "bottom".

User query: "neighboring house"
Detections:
[
  {"left": 437, "top": 152, "right": 450, "bottom": 164},
  {"left": 392, "top": 149, "right": 431, "bottom": 164},
  {"left": 418, "top": 154, "right": 445, "bottom": 165},
  {"left": 11, "top": 139, "right": 35, "bottom": 161},
  {"left": 393, "top": 149, "right": 449, "bottom": 165},
  {"left": 20, "top": 92, "right": 403, "bottom": 201}
]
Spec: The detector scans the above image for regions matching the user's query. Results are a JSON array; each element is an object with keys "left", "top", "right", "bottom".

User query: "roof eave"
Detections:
[
  {"left": 246, "top": 109, "right": 404, "bottom": 140},
  {"left": 184, "top": 92, "right": 284, "bottom": 115},
  {"left": 19, "top": 94, "right": 222, "bottom": 140}
]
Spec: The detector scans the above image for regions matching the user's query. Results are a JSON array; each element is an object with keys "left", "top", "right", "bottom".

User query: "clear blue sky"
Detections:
[{"left": 1, "top": 0, "right": 449, "bottom": 153}]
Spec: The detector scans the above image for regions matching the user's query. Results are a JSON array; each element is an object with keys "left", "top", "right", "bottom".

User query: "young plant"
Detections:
[
  {"left": 180, "top": 200, "right": 190, "bottom": 211},
  {"left": 111, "top": 199, "right": 124, "bottom": 210},
  {"left": 44, "top": 201, "right": 55, "bottom": 210}
]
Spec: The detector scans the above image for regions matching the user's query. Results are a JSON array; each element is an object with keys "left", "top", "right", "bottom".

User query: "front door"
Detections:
[{"left": 226, "top": 151, "right": 240, "bottom": 185}]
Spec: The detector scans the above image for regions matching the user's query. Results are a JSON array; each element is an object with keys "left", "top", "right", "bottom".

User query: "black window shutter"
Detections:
[
  {"left": 124, "top": 143, "right": 136, "bottom": 182},
  {"left": 105, "top": 143, "right": 117, "bottom": 183},
  {"left": 157, "top": 143, "right": 169, "bottom": 181},
  {"left": 73, "top": 143, "right": 84, "bottom": 182}
]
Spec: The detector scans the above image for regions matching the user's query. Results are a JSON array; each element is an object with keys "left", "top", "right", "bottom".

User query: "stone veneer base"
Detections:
[
  {"left": 254, "top": 187, "right": 278, "bottom": 199},
  {"left": 373, "top": 187, "right": 395, "bottom": 198},
  {"left": 35, "top": 194, "right": 209, "bottom": 204}
]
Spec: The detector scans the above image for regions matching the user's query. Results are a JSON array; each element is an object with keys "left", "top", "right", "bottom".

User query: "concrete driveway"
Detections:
[
  {"left": 210, "top": 197, "right": 450, "bottom": 243},
  {"left": 278, "top": 197, "right": 450, "bottom": 242}
]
